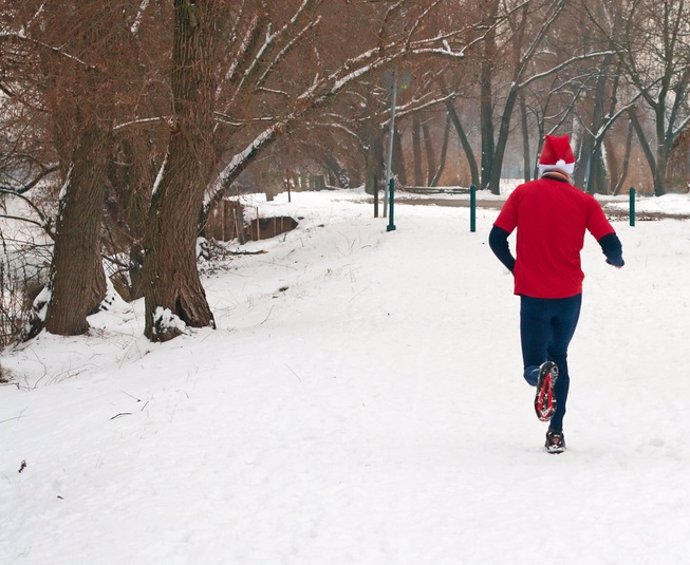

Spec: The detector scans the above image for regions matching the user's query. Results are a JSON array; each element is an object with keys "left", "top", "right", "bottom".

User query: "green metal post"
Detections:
[
  {"left": 386, "top": 178, "right": 396, "bottom": 232},
  {"left": 470, "top": 184, "right": 477, "bottom": 232},
  {"left": 629, "top": 187, "right": 636, "bottom": 227}
]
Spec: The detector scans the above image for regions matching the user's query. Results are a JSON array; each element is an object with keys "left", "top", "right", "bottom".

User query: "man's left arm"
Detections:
[
  {"left": 598, "top": 232, "right": 624, "bottom": 268},
  {"left": 587, "top": 198, "right": 624, "bottom": 268}
]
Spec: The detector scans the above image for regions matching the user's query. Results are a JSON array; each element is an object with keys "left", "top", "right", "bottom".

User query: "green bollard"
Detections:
[
  {"left": 386, "top": 178, "right": 396, "bottom": 232},
  {"left": 470, "top": 184, "right": 477, "bottom": 232},
  {"left": 629, "top": 187, "right": 636, "bottom": 227}
]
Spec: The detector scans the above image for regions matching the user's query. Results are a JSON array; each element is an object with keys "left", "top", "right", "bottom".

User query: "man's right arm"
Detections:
[{"left": 489, "top": 225, "right": 516, "bottom": 273}]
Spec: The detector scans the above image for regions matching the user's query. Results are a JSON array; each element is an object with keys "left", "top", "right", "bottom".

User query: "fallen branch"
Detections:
[{"left": 229, "top": 249, "right": 267, "bottom": 255}]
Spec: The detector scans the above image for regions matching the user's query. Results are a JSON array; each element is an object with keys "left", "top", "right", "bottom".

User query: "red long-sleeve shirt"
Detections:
[{"left": 493, "top": 177, "right": 616, "bottom": 299}]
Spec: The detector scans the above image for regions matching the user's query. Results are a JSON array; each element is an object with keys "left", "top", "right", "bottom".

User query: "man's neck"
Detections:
[{"left": 541, "top": 170, "right": 570, "bottom": 183}]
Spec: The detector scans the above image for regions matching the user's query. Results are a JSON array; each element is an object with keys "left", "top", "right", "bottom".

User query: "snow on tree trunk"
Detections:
[{"left": 143, "top": 0, "right": 219, "bottom": 342}]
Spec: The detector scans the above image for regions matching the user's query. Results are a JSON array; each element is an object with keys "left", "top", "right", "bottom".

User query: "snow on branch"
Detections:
[
  {"left": 130, "top": 0, "right": 150, "bottom": 34},
  {"left": 518, "top": 51, "right": 616, "bottom": 90},
  {"left": 391, "top": 92, "right": 457, "bottom": 122},
  {"left": 289, "top": 0, "right": 313, "bottom": 26},
  {"left": 228, "top": 22, "right": 276, "bottom": 107},
  {"left": 591, "top": 91, "right": 645, "bottom": 141},
  {"left": 23, "top": 2, "right": 47, "bottom": 33},
  {"left": 306, "top": 121, "right": 360, "bottom": 142},
  {"left": 516, "top": 0, "right": 567, "bottom": 75},
  {"left": 206, "top": 122, "right": 284, "bottom": 206},
  {"left": 0, "top": 31, "right": 94, "bottom": 70},
  {"left": 217, "top": 13, "right": 260, "bottom": 100},
  {"left": 257, "top": 16, "right": 322, "bottom": 88},
  {"left": 113, "top": 116, "right": 170, "bottom": 134},
  {"left": 405, "top": 0, "right": 443, "bottom": 50}
]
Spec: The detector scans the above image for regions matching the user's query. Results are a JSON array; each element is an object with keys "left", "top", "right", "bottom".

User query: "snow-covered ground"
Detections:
[{"left": 2, "top": 188, "right": 690, "bottom": 564}]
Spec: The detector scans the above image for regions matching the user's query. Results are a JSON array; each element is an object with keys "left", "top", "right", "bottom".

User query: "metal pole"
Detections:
[
  {"left": 386, "top": 178, "right": 396, "bottom": 232},
  {"left": 629, "top": 187, "right": 636, "bottom": 227},
  {"left": 470, "top": 184, "right": 477, "bottom": 232},
  {"left": 373, "top": 175, "right": 379, "bottom": 218},
  {"left": 383, "top": 67, "right": 398, "bottom": 218}
]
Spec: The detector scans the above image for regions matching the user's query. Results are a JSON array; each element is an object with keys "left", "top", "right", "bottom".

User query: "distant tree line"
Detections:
[{"left": 0, "top": 0, "right": 688, "bottom": 343}]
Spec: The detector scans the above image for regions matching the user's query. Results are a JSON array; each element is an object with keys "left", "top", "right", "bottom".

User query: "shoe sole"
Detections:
[
  {"left": 534, "top": 361, "right": 559, "bottom": 422},
  {"left": 545, "top": 443, "right": 566, "bottom": 454}
]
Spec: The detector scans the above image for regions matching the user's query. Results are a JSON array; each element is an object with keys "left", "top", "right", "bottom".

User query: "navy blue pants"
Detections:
[{"left": 520, "top": 294, "right": 582, "bottom": 432}]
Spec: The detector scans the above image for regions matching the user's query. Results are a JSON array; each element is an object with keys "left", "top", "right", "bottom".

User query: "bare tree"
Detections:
[
  {"left": 588, "top": 0, "right": 690, "bottom": 195},
  {"left": 1, "top": 2, "right": 127, "bottom": 336}
]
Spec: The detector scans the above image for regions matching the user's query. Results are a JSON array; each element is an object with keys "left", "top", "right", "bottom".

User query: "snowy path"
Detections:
[{"left": 2, "top": 191, "right": 690, "bottom": 564}]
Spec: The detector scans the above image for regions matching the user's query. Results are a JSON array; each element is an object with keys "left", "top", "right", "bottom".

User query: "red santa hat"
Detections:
[{"left": 538, "top": 134, "right": 575, "bottom": 177}]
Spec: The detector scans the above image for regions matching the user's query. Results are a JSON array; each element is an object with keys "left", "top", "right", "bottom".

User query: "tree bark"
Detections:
[
  {"left": 519, "top": 92, "right": 531, "bottom": 182},
  {"left": 430, "top": 114, "right": 451, "bottom": 187},
  {"left": 25, "top": 1, "right": 118, "bottom": 337},
  {"left": 422, "top": 120, "right": 436, "bottom": 186},
  {"left": 654, "top": 105, "right": 669, "bottom": 196},
  {"left": 629, "top": 107, "right": 656, "bottom": 184},
  {"left": 613, "top": 122, "right": 634, "bottom": 195},
  {"left": 445, "top": 99, "right": 479, "bottom": 187},
  {"left": 107, "top": 133, "right": 156, "bottom": 301},
  {"left": 143, "top": 0, "right": 219, "bottom": 342},
  {"left": 480, "top": 0, "right": 499, "bottom": 189},
  {"left": 392, "top": 125, "right": 407, "bottom": 186},
  {"left": 44, "top": 124, "right": 110, "bottom": 335},
  {"left": 412, "top": 114, "right": 423, "bottom": 186},
  {"left": 488, "top": 89, "right": 520, "bottom": 194},
  {"left": 363, "top": 123, "right": 383, "bottom": 196}
]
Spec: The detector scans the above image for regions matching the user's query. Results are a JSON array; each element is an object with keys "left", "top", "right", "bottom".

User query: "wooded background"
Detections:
[{"left": 1, "top": 0, "right": 689, "bottom": 343}]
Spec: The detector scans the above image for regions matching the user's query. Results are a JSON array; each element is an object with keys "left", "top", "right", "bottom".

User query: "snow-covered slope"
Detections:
[{"left": 2, "top": 190, "right": 690, "bottom": 564}]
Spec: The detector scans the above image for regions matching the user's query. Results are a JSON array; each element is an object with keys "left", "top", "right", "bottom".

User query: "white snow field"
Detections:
[{"left": 2, "top": 188, "right": 690, "bottom": 564}]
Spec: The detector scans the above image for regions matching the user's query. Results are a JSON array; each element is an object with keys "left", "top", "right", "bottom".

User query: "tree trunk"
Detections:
[
  {"left": 590, "top": 145, "right": 609, "bottom": 195},
  {"left": 27, "top": 1, "right": 115, "bottom": 337},
  {"left": 445, "top": 100, "right": 479, "bottom": 187},
  {"left": 604, "top": 136, "right": 619, "bottom": 194},
  {"left": 574, "top": 133, "right": 594, "bottom": 190},
  {"left": 44, "top": 124, "right": 110, "bottom": 335},
  {"left": 392, "top": 125, "right": 407, "bottom": 186},
  {"left": 654, "top": 106, "right": 669, "bottom": 196},
  {"left": 480, "top": 58, "right": 495, "bottom": 189},
  {"left": 488, "top": 89, "right": 520, "bottom": 194},
  {"left": 580, "top": 52, "right": 614, "bottom": 193},
  {"left": 430, "top": 114, "right": 451, "bottom": 187},
  {"left": 654, "top": 147, "right": 668, "bottom": 196},
  {"left": 480, "top": 0, "right": 499, "bottom": 189},
  {"left": 322, "top": 152, "right": 350, "bottom": 188},
  {"left": 412, "top": 114, "right": 423, "bottom": 186},
  {"left": 143, "top": 0, "right": 219, "bottom": 342},
  {"left": 613, "top": 122, "right": 634, "bottom": 195},
  {"left": 629, "top": 107, "right": 656, "bottom": 177},
  {"left": 519, "top": 92, "right": 531, "bottom": 182},
  {"left": 422, "top": 120, "right": 436, "bottom": 186},
  {"left": 362, "top": 89, "right": 383, "bottom": 195},
  {"left": 115, "top": 134, "right": 156, "bottom": 301},
  {"left": 364, "top": 125, "right": 383, "bottom": 195}
]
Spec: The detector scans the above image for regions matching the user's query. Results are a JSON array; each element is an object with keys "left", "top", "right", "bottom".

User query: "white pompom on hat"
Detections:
[{"left": 538, "top": 134, "right": 575, "bottom": 177}]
